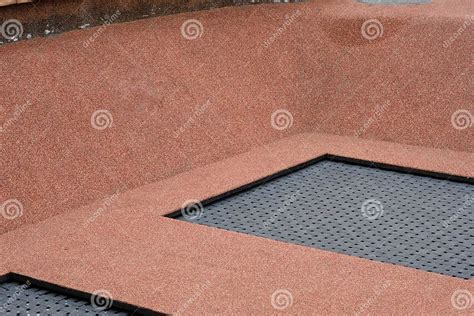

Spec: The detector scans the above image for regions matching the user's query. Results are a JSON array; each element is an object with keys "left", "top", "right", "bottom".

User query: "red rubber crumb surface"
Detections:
[
  {"left": 1, "top": 0, "right": 473, "bottom": 314},
  {"left": 1, "top": 0, "right": 473, "bottom": 233},
  {"left": 1, "top": 132, "right": 473, "bottom": 314}
]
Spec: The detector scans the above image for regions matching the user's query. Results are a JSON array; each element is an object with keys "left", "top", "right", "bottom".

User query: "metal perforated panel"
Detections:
[
  {"left": 0, "top": 281, "right": 128, "bottom": 315},
  {"left": 176, "top": 160, "right": 474, "bottom": 279}
]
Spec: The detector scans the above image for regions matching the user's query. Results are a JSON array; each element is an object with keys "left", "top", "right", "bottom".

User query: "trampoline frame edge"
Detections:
[
  {"left": 0, "top": 272, "right": 167, "bottom": 316},
  {"left": 164, "top": 153, "right": 473, "bottom": 219}
]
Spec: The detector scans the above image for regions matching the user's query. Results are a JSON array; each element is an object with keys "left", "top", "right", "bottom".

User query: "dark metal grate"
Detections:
[
  {"left": 0, "top": 280, "right": 128, "bottom": 315},
  {"left": 175, "top": 159, "right": 474, "bottom": 279}
]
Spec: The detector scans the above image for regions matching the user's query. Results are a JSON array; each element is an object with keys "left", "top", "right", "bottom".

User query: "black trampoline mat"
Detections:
[
  {"left": 173, "top": 157, "right": 474, "bottom": 279},
  {"left": 0, "top": 273, "right": 160, "bottom": 316}
]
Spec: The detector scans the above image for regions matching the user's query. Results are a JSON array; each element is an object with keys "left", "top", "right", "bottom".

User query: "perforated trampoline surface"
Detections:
[
  {"left": 0, "top": 280, "right": 128, "bottom": 316},
  {"left": 175, "top": 159, "right": 474, "bottom": 279}
]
